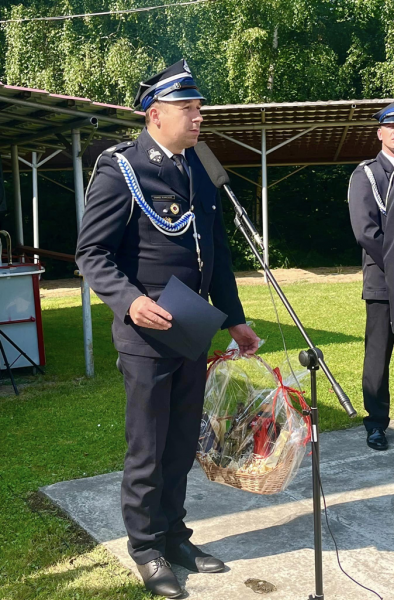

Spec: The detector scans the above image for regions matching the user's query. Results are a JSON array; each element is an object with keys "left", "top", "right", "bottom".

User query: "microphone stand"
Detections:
[{"left": 223, "top": 183, "right": 357, "bottom": 600}]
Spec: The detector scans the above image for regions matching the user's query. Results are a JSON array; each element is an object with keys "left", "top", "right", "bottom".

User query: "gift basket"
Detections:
[{"left": 196, "top": 342, "right": 311, "bottom": 495}]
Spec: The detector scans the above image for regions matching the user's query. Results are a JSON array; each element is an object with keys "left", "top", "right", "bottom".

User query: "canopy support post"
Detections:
[
  {"left": 72, "top": 129, "right": 94, "bottom": 378},
  {"left": 11, "top": 145, "right": 24, "bottom": 254},
  {"left": 32, "top": 151, "right": 39, "bottom": 263},
  {"left": 262, "top": 129, "right": 269, "bottom": 281}
]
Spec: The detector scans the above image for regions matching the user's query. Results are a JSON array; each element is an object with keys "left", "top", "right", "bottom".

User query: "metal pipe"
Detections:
[
  {"left": 38, "top": 173, "right": 74, "bottom": 193},
  {"left": 269, "top": 165, "right": 308, "bottom": 189},
  {"left": 10, "top": 117, "right": 99, "bottom": 148},
  {"left": 37, "top": 149, "right": 63, "bottom": 168},
  {"left": 201, "top": 119, "right": 376, "bottom": 132},
  {"left": 11, "top": 145, "right": 24, "bottom": 249},
  {"left": 0, "top": 94, "right": 144, "bottom": 129},
  {"left": 0, "top": 230, "right": 12, "bottom": 264},
  {"left": 225, "top": 168, "right": 262, "bottom": 188},
  {"left": 333, "top": 105, "right": 356, "bottom": 162},
  {"left": 72, "top": 129, "right": 94, "bottom": 378},
  {"left": 210, "top": 129, "right": 261, "bottom": 155},
  {"left": 310, "top": 368, "right": 324, "bottom": 599},
  {"left": 220, "top": 160, "right": 361, "bottom": 167},
  {"left": 261, "top": 130, "right": 269, "bottom": 276},
  {"left": 17, "top": 156, "right": 33, "bottom": 168},
  {"left": 211, "top": 127, "right": 317, "bottom": 161},
  {"left": 32, "top": 151, "right": 39, "bottom": 263},
  {"left": 266, "top": 126, "right": 317, "bottom": 155},
  {"left": 0, "top": 140, "right": 67, "bottom": 152}
]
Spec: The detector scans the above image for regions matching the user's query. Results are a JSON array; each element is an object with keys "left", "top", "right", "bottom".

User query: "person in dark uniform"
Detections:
[
  {"left": 348, "top": 102, "right": 394, "bottom": 452},
  {"left": 76, "top": 59, "right": 259, "bottom": 598}
]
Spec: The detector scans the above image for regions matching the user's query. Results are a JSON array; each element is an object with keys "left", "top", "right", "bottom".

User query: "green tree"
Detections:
[
  {"left": 0, "top": 0, "right": 391, "bottom": 272},
  {"left": 0, "top": 0, "right": 390, "bottom": 104}
]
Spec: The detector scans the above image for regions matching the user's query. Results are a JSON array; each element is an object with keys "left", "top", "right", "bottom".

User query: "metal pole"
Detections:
[
  {"left": 261, "top": 130, "right": 269, "bottom": 277},
  {"left": 309, "top": 366, "right": 324, "bottom": 599},
  {"left": 225, "top": 182, "right": 356, "bottom": 416},
  {"left": 72, "top": 129, "right": 94, "bottom": 378},
  {"left": 11, "top": 145, "right": 24, "bottom": 250},
  {"left": 32, "top": 151, "right": 39, "bottom": 263}
]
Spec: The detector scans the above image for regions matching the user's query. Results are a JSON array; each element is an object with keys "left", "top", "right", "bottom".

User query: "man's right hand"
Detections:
[{"left": 129, "top": 296, "right": 172, "bottom": 330}]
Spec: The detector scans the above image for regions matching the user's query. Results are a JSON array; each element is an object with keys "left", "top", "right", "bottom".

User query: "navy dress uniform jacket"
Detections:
[
  {"left": 349, "top": 151, "right": 394, "bottom": 301},
  {"left": 383, "top": 165, "right": 394, "bottom": 329},
  {"left": 76, "top": 128, "right": 245, "bottom": 357}
]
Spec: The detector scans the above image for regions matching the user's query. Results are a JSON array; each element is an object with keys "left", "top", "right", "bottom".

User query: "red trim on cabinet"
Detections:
[{"left": 32, "top": 272, "right": 46, "bottom": 366}]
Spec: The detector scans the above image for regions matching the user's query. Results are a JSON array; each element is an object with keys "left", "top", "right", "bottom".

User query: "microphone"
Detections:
[
  {"left": 195, "top": 140, "right": 356, "bottom": 419},
  {"left": 195, "top": 141, "right": 263, "bottom": 244},
  {"left": 195, "top": 142, "right": 230, "bottom": 188}
]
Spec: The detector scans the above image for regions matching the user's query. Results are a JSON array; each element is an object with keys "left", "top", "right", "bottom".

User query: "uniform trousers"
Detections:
[
  {"left": 118, "top": 350, "right": 207, "bottom": 565},
  {"left": 363, "top": 300, "right": 393, "bottom": 431}
]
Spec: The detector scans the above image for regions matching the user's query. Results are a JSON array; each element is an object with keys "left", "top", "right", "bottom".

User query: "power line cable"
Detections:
[{"left": 0, "top": 0, "right": 213, "bottom": 25}]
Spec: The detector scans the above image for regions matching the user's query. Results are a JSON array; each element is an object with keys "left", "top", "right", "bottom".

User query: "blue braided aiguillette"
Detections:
[{"left": 116, "top": 153, "right": 195, "bottom": 234}]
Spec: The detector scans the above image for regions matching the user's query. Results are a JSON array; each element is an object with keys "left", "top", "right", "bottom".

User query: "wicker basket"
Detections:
[{"left": 196, "top": 446, "right": 297, "bottom": 495}]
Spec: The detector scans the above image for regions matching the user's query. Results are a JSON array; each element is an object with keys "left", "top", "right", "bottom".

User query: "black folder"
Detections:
[{"left": 140, "top": 276, "right": 227, "bottom": 361}]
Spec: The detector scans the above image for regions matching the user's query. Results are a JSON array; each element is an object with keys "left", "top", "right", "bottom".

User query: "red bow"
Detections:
[
  {"left": 271, "top": 367, "right": 311, "bottom": 446},
  {"left": 206, "top": 352, "right": 311, "bottom": 448},
  {"left": 206, "top": 349, "right": 237, "bottom": 379}
]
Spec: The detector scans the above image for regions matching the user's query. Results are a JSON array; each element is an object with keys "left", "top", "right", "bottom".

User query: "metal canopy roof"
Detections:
[
  {"left": 1, "top": 84, "right": 391, "bottom": 168},
  {"left": 199, "top": 98, "right": 394, "bottom": 166},
  {"left": 0, "top": 82, "right": 145, "bottom": 167}
]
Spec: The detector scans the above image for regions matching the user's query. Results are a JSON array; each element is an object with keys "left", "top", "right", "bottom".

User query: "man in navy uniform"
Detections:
[
  {"left": 76, "top": 59, "right": 259, "bottom": 598},
  {"left": 348, "top": 102, "right": 394, "bottom": 452}
]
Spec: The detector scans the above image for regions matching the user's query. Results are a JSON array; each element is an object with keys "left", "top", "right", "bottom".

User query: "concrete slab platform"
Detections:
[{"left": 42, "top": 423, "right": 394, "bottom": 600}]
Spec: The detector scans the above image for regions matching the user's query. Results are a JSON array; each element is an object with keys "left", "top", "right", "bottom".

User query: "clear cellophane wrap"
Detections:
[{"left": 196, "top": 343, "right": 311, "bottom": 495}]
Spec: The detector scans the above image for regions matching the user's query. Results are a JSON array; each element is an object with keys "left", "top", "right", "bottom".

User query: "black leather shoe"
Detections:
[
  {"left": 166, "top": 540, "right": 225, "bottom": 573},
  {"left": 367, "top": 428, "right": 388, "bottom": 451},
  {"left": 136, "top": 556, "right": 183, "bottom": 598}
]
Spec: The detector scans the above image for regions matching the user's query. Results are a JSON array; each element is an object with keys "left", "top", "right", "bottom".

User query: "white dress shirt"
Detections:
[{"left": 382, "top": 149, "right": 394, "bottom": 168}]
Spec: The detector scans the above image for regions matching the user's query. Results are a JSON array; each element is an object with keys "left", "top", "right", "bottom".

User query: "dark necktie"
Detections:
[{"left": 172, "top": 153, "right": 189, "bottom": 183}]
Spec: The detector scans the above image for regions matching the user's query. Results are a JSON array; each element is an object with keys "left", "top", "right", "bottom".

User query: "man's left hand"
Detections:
[{"left": 228, "top": 323, "right": 260, "bottom": 356}]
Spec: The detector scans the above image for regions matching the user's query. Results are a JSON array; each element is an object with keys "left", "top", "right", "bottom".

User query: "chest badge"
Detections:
[
  {"left": 170, "top": 203, "right": 180, "bottom": 215},
  {"left": 148, "top": 148, "right": 163, "bottom": 163}
]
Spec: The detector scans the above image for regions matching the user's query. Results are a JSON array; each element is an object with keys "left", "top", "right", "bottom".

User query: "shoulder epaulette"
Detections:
[
  {"left": 358, "top": 158, "right": 376, "bottom": 168},
  {"left": 85, "top": 141, "right": 135, "bottom": 204},
  {"left": 104, "top": 141, "right": 136, "bottom": 155}
]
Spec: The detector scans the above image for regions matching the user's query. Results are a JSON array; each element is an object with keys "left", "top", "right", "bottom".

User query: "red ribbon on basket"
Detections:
[
  {"left": 271, "top": 367, "right": 311, "bottom": 446},
  {"left": 206, "top": 352, "right": 311, "bottom": 447},
  {"left": 206, "top": 349, "right": 237, "bottom": 379}
]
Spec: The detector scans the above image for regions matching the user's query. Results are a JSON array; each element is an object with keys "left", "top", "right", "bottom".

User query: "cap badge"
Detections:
[
  {"left": 148, "top": 148, "right": 163, "bottom": 163},
  {"left": 170, "top": 203, "right": 180, "bottom": 215},
  {"left": 183, "top": 59, "right": 191, "bottom": 74}
]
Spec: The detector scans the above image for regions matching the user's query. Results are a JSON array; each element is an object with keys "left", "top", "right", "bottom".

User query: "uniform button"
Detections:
[
  {"left": 199, "top": 289, "right": 202, "bottom": 294},
  {"left": 198, "top": 234, "right": 201, "bottom": 239},
  {"left": 201, "top": 261, "right": 204, "bottom": 267},
  {"left": 212, "top": 205, "right": 216, "bottom": 210},
  {"left": 191, "top": 205, "right": 194, "bottom": 211}
]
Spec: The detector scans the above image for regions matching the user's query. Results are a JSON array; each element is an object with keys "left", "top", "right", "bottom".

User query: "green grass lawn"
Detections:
[{"left": 1, "top": 280, "right": 389, "bottom": 599}]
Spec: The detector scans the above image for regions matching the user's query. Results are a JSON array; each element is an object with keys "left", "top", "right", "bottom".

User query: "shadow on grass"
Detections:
[
  {"left": 2, "top": 562, "right": 146, "bottom": 600},
  {"left": 1, "top": 492, "right": 147, "bottom": 600},
  {"left": 41, "top": 304, "right": 363, "bottom": 379}
]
